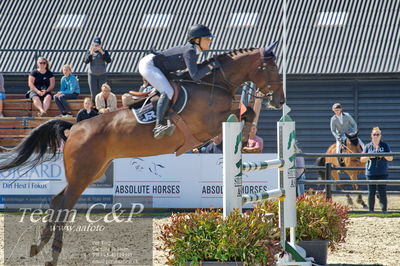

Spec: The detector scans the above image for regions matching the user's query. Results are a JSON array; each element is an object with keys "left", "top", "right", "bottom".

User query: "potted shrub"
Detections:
[
  {"left": 261, "top": 191, "right": 350, "bottom": 265},
  {"left": 157, "top": 208, "right": 281, "bottom": 265}
]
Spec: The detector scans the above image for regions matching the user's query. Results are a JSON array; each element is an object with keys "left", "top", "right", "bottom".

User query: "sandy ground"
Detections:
[{"left": 1, "top": 195, "right": 400, "bottom": 265}]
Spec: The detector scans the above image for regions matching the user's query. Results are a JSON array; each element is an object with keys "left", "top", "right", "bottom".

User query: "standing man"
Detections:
[
  {"left": 84, "top": 37, "right": 112, "bottom": 102},
  {"left": 360, "top": 127, "right": 393, "bottom": 213},
  {"left": 330, "top": 103, "right": 363, "bottom": 158}
]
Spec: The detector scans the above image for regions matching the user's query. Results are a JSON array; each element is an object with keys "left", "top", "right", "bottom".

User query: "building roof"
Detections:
[{"left": 1, "top": 0, "right": 399, "bottom": 74}]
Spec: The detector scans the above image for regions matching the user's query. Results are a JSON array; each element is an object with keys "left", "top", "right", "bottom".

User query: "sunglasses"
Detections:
[
  {"left": 372, "top": 134, "right": 381, "bottom": 136},
  {"left": 39, "top": 62, "right": 47, "bottom": 64}
]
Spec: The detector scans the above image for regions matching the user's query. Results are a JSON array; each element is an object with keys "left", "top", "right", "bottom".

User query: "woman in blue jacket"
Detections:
[
  {"left": 54, "top": 64, "right": 80, "bottom": 117},
  {"left": 138, "top": 24, "right": 219, "bottom": 139},
  {"left": 360, "top": 127, "right": 393, "bottom": 212}
]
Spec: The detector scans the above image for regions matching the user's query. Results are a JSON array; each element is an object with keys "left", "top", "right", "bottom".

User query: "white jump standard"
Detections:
[{"left": 222, "top": 109, "right": 311, "bottom": 265}]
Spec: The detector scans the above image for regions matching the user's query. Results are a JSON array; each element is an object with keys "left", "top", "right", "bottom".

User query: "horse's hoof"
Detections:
[
  {"left": 362, "top": 203, "right": 368, "bottom": 209},
  {"left": 30, "top": 245, "right": 39, "bottom": 257},
  {"left": 45, "top": 261, "right": 55, "bottom": 266}
]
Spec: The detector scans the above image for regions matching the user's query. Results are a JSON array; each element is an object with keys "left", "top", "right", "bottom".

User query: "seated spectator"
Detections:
[
  {"left": 242, "top": 124, "right": 264, "bottom": 153},
  {"left": 193, "top": 134, "right": 223, "bottom": 154},
  {"left": 95, "top": 83, "right": 117, "bottom": 114},
  {"left": 77, "top": 97, "right": 98, "bottom": 122},
  {"left": 27, "top": 57, "right": 55, "bottom": 117},
  {"left": 120, "top": 94, "right": 131, "bottom": 109},
  {"left": 54, "top": 64, "right": 80, "bottom": 117},
  {"left": 0, "top": 73, "right": 6, "bottom": 117}
]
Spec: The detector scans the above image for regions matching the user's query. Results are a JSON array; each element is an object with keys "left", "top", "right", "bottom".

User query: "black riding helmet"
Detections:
[{"left": 187, "top": 24, "right": 214, "bottom": 42}]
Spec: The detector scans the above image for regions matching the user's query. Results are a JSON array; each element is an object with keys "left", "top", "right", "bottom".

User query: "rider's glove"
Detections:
[{"left": 210, "top": 56, "right": 221, "bottom": 69}]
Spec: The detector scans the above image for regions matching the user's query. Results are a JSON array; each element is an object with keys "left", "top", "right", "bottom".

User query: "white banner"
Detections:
[
  {"left": 0, "top": 154, "right": 278, "bottom": 209},
  {"left": 114, "top": 154, "right": 278, "bottom": 208}
]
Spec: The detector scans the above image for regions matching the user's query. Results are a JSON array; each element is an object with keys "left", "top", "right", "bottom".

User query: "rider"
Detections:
[
  {"left": 330, "top": 103, "right": 364, "bottom": 156},
  {"left": 138, "top": 24, "right": 220, "bottom": 139}
]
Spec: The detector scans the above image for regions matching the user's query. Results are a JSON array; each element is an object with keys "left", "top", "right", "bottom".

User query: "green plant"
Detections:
[
  {"left": 261, "top": 190, "right": 350, "bottom": 251},
  {"left": 157, "top": 208, "right": 281, "bottom": 265}
]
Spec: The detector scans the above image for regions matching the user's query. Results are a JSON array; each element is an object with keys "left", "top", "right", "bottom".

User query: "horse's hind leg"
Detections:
[
  {"left": 30, "top": 189, "right": 66, "bottom": 257},
  {"left": 46, "top": 185, "right": 85, "bottom": 266},
  {"left": 46, "top": 156, "right": 111, "bottom": 265},
  {"left": 357, "top": 194, "right": 368, "bottom": 209}
]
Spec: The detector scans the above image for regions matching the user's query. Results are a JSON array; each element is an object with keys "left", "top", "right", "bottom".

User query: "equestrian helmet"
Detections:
[
  {"left": 332, "top": 103, "right": 342, "bottom": 109},
  {"left": 187, "top": 24, "right": 214, "bottom": 42}
]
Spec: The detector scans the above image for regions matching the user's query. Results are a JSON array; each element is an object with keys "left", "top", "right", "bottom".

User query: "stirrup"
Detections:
[{"left": 153, "top": 120, "right": 176, "bottom": 139}]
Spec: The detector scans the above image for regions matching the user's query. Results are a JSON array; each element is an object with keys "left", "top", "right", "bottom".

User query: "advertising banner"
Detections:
[{"left": 1, "top": 153, "right": 278, "bottom": 209}]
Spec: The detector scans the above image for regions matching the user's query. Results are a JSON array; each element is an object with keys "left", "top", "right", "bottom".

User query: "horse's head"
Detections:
[
  {"left": 208, "top": 45, "right": 284, "bottom": 109},
  {"left": 345, "top": 131, "right": 363, "bottom": 152},
  {"left": 248, "top": 42, "right": 285, "bottom": 109}
]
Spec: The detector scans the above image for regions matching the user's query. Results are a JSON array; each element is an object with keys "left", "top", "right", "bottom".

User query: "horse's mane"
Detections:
[
  {"left": 202, "top": 47, "right": 258, "bottom": 65},
  {"left": 175, "top": 47, "right": 259, "bottom": 87}
]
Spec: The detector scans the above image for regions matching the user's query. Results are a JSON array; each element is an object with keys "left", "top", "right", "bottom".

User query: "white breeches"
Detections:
[{"left": 138, "top": 53, "right": 174, "bottom": 100}]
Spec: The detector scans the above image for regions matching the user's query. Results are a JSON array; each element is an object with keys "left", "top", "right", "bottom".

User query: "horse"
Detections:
[
  {"left": 316, "top": 132, "right": 368, "bottom": 208},
  {"left": 0, "top": 45, "right": 284, "bottom": 265}
]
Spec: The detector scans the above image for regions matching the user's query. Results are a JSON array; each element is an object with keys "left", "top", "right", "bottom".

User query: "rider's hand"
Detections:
[{"left": 210, "top": 56, "right": 221, "bottom": 69}]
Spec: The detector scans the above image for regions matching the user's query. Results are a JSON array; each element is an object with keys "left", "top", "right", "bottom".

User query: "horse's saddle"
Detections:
[{"left": 125, "top": 81, "right": 188, "bottom": 124}]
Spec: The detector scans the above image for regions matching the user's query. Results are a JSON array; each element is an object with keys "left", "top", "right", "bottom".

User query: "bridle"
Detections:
[{"left": 215, "top": 48, "right": 280, "bottom": 102}]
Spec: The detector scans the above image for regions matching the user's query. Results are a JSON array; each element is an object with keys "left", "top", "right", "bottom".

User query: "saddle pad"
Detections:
[{"left": 132, "top": 86, "right": 188, "bottom": 124}]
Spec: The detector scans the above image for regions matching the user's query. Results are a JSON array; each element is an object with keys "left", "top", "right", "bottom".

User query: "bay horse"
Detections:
[
  {"left": 316, "top": 132, "right": 368, "bottom": 208},
  {"left": 0, "top": 45, "right": 284, "bottom": 265}
]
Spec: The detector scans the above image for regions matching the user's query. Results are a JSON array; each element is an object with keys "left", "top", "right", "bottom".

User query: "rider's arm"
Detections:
[
  {"left": 347, "top": 113, "right": 357, "bottom": 133},
  {"left": 330, "top": 117, "right": 340, "bottom": 139},
  {"left": 183, "top": 48, "right": 211, "bottom": 82}
]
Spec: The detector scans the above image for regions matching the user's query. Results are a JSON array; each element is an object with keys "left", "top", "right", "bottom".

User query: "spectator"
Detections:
[
  {"left": 294, "top": 141, "right": 306, "bottom": 196},
  {"left": 0, "top": 73, "right": 5, "bottom": 117},
  {"left": 84, "top": 36, "right": 112, "bottom": 102},
  {"left": 121, "top": 93, "right": 132, "bottom": 109},
  {"left": 360, "top": 127, "right": 393, "bottom": 213},
  {"left": 76, "top": 97, "right": 98, "bottom": 122},
  {"left": 193, "top": 134, "right": 223, "bottom": 154},
  {"left": 95, "top": 83, "right": 117, "bottom": 114},
  {"left": 27, "top": 57, "right": 55, "bottom": 117},
  {"left": 54, "top": 64, "right": 80, "bottom": 117},
  {"left": 242, "top": 124, "right": 264, "bottom": 153}
]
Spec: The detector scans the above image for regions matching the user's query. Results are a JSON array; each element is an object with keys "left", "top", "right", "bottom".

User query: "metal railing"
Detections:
[{"left": 296, "top": 152, "right": 400, "bottom": 199}]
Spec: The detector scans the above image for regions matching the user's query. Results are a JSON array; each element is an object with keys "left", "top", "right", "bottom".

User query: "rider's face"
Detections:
[
  {"left": 199, "top": 37, "right": 212, "bottom": 50},
  {"left": 333, "top": 108, "right": 342, "bottom": 116}
]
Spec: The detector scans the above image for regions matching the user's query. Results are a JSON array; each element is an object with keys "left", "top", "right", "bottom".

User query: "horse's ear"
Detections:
[{"left": 264, "top": 41, "right": 279, "bottom": 58}]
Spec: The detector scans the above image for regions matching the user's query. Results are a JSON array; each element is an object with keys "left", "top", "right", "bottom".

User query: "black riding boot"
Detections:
[{"left": 153, "top": 92, "right": 175, "bottom": 139}]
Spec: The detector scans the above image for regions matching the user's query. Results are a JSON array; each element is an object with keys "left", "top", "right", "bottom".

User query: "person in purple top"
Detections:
[
  {"left": 360, "top": 127, "right": 393, "bottom": 212},
  {"left": 243, "top": 124, "right": 264, "bottom": 153}
]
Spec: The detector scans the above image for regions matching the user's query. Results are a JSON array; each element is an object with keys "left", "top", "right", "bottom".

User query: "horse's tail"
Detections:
[
  {"left": 0, "top": 119, "right": 73, "bottom": 171},
  {"left": 315, "top": 157, "right": 326, "bottom": 179}
]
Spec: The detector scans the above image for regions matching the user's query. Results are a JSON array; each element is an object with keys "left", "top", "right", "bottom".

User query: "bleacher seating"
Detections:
[{"left": 0, "top": 94, "right": 100, "bottom": 146}]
